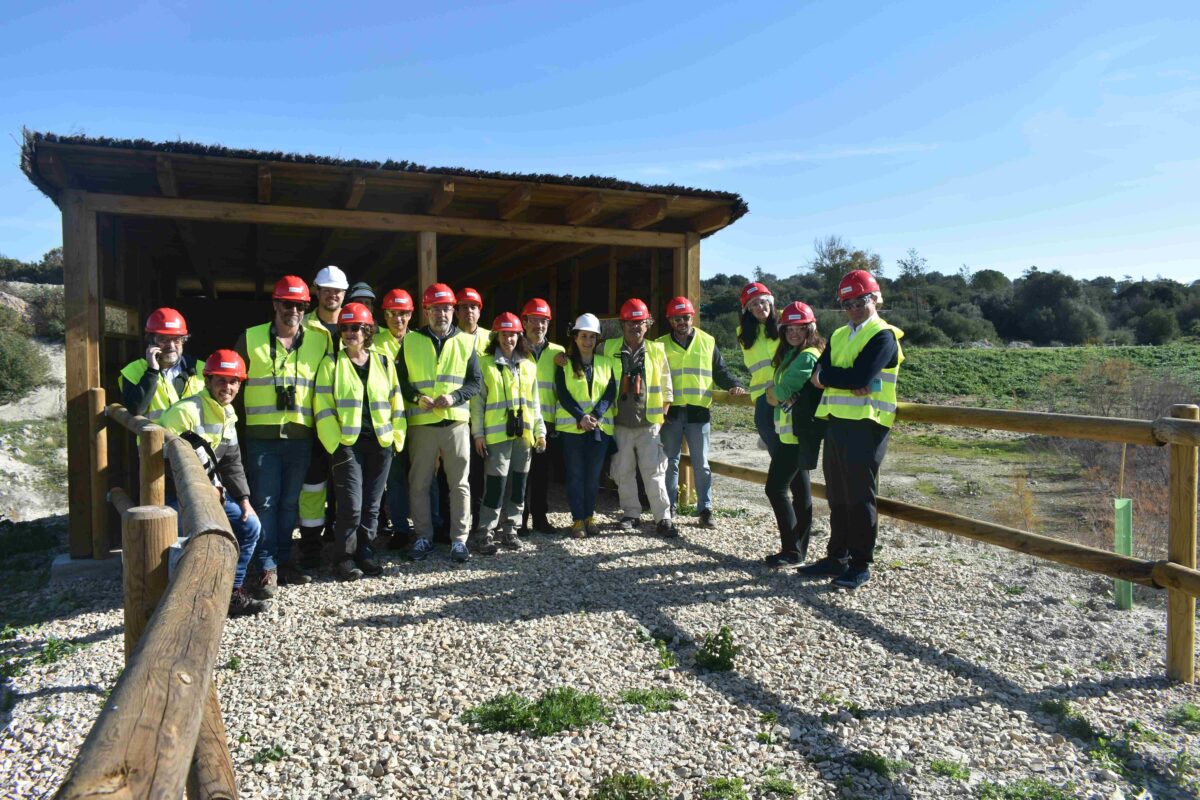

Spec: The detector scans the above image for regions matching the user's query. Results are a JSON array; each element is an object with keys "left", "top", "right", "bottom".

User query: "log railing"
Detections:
[
  {"left": 56, "top": 388, "right": 240, "bottom": 799},
  {"left": 689, "top": 391, "right": 1200, "bottom": 684}
]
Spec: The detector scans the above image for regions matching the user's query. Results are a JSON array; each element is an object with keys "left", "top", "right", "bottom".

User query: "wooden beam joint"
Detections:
[
  {"left": 496, "top": 185, "right": 532, "bottom": 220},
  {"left": 564, "top": 192, "right": 604, "bottom": 226},
  {"left": 426, "top": 180, "right": 455, "bottom": 215}
]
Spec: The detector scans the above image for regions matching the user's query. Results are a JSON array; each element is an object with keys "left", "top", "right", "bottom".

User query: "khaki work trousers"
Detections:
[
  {"left": 408, "top": 422, "right": 472, "bottom": 544},
  {"left": 612, "top": 424, "right": 672, "bottom": 522}
]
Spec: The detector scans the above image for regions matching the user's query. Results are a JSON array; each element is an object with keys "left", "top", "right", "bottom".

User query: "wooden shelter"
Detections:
[{"left": 20, "top": 131, "right": 747, "bottom": 559}]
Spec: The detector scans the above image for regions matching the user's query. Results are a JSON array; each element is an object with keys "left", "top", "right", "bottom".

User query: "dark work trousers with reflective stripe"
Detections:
[
  {"left": 765, "top": 443, "right": 813, "bottom": 559},
  {"left": 821, "top": 418, "right": 890, "bottom": 566},
  {"left": 524, "top": 429, "right": 561, "bottom": 525},
  {"left": 330, "top": 436, "right": 394, "bottom": 563}
]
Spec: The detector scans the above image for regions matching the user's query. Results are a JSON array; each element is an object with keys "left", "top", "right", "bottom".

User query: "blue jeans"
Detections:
[
  {"left": 385, "top": 451, "right": 415, "bottom": 534},
  {"left": 560, "top": 430, "right": 610, "bottom": 521},
  {"left": 246, "top": 438, "right": 312, "bottom": 571},
  {"left": 755, "top": 394, "right": 780, "bottom": 457},
  {"left": 168, "top": 497, "right": 260, "bottom": 589},
  {"left": 661, "top": 415, "right": 712, "bottom": 512}
]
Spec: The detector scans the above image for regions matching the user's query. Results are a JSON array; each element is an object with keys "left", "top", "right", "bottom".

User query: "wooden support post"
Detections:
[
  {"left": 121, "top": 505, "right": 178, "bottom": 658},
  {"left": 188, "top": 685, "right": 238, "bottom": 800},
  {"left": 571, "top": 260, "right": 581, "bottom": 318},
  {"left": 63, "top": 190, "right": 101, "bottom": 559},
  {"left": 1167, "top": 403, "right": 1199, "bottom": 683},
  {"left": 417, "top": 231, "right": 437, "bottom": 318},
  {"left": 684, "top": 233, "right": 700, "bottom": 305},
  {"left": 139, "top": 425, "right": 166, "bottom": 507},
  {"left": 679, "top": 438, "right": 694, "bottom": 507},
  {"left": 650, "top": 250, "right": 660, "bottom": 338},
  {"left": 89, "top": 388, "right": 109, "bottom": 559}
]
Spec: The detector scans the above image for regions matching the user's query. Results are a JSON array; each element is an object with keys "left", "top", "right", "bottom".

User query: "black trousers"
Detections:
[
  {"left": 822, "top": 418, "right": 890, "bottom": 566},
  {"left": 765, "top": 442, "right": 813, "bottom": 558},
  {"left": 525, "top": 431, "right": 559, "bottom": 522},
  {"left": 330, "top": 436, "right": 394, "bottom": 562}
]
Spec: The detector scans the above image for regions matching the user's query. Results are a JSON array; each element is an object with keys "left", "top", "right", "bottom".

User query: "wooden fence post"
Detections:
[
  {"left": 89, "top": 388, "right": 109, "bottom": 559},
  {"left": 679, "top": 439, "right": 694, "bottom": 507},
  {"left": 139, "top": 424, "right": 166, "bottom": 507},
  {"left": 121, "top": 505, "right": 178, "bottom": 657},
  {"left": 1167, "top": 403, "right": 1199, "bottom": 684}
]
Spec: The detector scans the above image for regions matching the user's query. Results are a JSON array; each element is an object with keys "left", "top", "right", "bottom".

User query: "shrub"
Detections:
[
  {"left": 0, "top": 330, "right": 47, "bottom": 403},
  {"left": 701, "top": 777, "right": 748, "bottom": 799},
  {"left": 28, "top": 288, "right": 65, "bottom": 340},
  {"left": 593, "top": 772, "right": 671, "bottom": 800},
  {"left": 0, "top": 304, "right": 30, "bottom": 335},
  {"left": 977, "top": 778, "right": 1074, "bottom": 799},
  {"left": 695, "top": 626, "right": 741, "bottom": 672},
  {"left": 1136, "top": 308, "right": 1179, "bottom": 344},
  {"left": 904, "top": 321, "right": 952, "bottom": 346},
  {"left": 853, "top": 751, "right": 913, "bottom": 779},
  {"left": 930, "top": 759, "right": 970, "bottom": 780}
]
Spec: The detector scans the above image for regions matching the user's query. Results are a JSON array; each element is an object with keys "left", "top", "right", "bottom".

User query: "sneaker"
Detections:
[
  {"left": 251, "top": 568, "right": 277, "bottom": 600},
  {"left": 499, "top": 529, "right": 521, "bottom": 551},
  {"left": 765, "top": 551, "right": 801, "bottom": 568},
  {"left": 355, "top": 557, "right": 383, "bottom": 577},
  {"left": 570, "top": 520, "right": 586, "bottom": 539},
  {"left": 334, "top": 559, "right": 363, "bottom": 582},
  {"left": 698, "top": 509, "right": 715, "bottom": 528},
  {"left": 656, "top": 519, "right": 678, "bottom": 538},
  {"left": 532, "top": 516, "right": 558, "bottom": 534},
  {"left": 229, "top": 587, "right": 269, "bottom": 617},
  {"left": 451, "top": 542, "right": 471, "bottom": 563},
  {"left": 618, "top": 516, "right": 638, "bottom": 531},
  {"left": 278, "top": 563, "right": 313, "bottom": 586},
  {"left": 796, "top": 556, "right": 849, "bottom": 578},
  {"left": 832, "top": 565, "right": 870, "bottom": 590},
  {"left": 585, "top": 517, "right": 600, "bottom": 537},
  {"left": 410, "top": 538, "right": 434, "bottom": 561},
  {"left": 473, "top": 530, "right": 499, "bottom": 556}
]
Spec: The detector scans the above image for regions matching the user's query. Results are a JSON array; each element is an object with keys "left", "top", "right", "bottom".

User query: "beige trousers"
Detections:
[
  {"left": 612, "top": 424, "right": 672, "bottom": 522},
  {"left": 408, "top": 422, "right": 471, "bottom": 544}
]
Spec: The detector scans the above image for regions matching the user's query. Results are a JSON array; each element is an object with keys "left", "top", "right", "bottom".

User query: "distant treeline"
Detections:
[
  {"left": 0, "top": 247, "right": 63, "bottom": 285},
  {"left": 699, "top": 236, "right": 1200, "bottom": 359}
]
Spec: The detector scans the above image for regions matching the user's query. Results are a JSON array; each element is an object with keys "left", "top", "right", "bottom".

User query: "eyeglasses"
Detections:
[
  {"left": 153, "top": 335, "right": 188, "bottom": 347},
  {"left": 276, "top": 301, "right": 306, "bottom": 311},
  {"left": 840, "top": 296, "right": 873, "bottom": 310},
  {"left": 340, "top": 324, "right": 367, "bottom": 333}
]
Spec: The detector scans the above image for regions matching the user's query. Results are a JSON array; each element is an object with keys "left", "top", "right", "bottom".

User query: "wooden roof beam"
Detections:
[
  {"left": 495, "top": 185, "right": 532, "bottom": 220},
  {"left": 312, "top": 172, "right": 369, "bottom": 270},
  {"left": 452, "top": 240, "right": 540, "bottom": 287},
  {"left": 155, "top": 155, "right": 178, "bottom": 198},
  {"left": 689, "top": 206, "right": 731, "bottom": 234},
  {"left": 345, "top": 173, "right": 368, "bottom": 210},
  {"left": 362, "top": 234, "right": 412, "bottom": 287},
  {"left": 563, "top": 192, "right": 604, "bottom": 226},
  {"left": 155, "top": 155, "right": 217, "bottom": 298},
  {"left": 625, "top": 198, "right": 668, "bottom": 230},
  {"left": 426, "top": 180, "right": 455, "bottom": 215},
  {"left": 257, "top": 165, "right": 272, "bottom": 204}
]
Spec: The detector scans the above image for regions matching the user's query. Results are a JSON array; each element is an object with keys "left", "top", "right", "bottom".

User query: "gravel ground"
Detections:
[{"left": 3, "top": 498, "right": 1200, "bottom": 799}]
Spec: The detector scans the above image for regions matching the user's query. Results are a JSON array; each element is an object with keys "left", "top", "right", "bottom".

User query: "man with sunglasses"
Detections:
[
  {"left": 119, "top": 307, "right": 204, "bottom": 422},
  {"left": 802, "top": 269, "right": 904, "bottom": 590},
  {"left": 234, "top": 276, "right": 333, "bottom": 598}
]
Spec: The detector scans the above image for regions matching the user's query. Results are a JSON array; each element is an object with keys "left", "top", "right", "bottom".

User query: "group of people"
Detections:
[{"left": 118, "top": 264, "right": 902, "bottom": 616}]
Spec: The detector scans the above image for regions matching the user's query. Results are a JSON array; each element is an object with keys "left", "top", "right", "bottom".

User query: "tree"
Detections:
[
  {"left": 807, "top": 236, "right": 884, "bottom": 303},
  {"left": 896, "top": 248, "right": 927, "bottom": 280},
  {"left": 1136, "top": 309, "right": 1179, "bottom": 345}
]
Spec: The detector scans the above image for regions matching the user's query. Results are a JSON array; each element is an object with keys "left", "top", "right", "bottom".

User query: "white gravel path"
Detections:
[{"left": 3, "top": 507, "right": 1199, "bottom": 799}]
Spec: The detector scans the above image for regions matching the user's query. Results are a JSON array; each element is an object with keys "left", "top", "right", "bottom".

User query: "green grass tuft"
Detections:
[
  {"left": 463, "top": 687, "right": 610, "bottom": 737},
  {"left": 695, "top": 626, "right": 741, "bottom": 672},
  {"left": 930, "top": 759, "right": 971, "bottom": 780},
  {"left": 251, "top": 745, "right": 287, "bottom": 765},
  {"left": 977, "top": 778, "right": 1075, "bottom": 799},
  {"left": 1166, "top": 702, "right": 1200, "bottom": 732},
  {"left": 619, "top": 687, "right": 686, "bottom": 712},
  {"left": 592, "top": 772, "right": 671, "bottom": 800},
  {"left": 853, "top": 751, "right": 913, "bottom": 779},
  {"left": 701, "top": 776, "right": 748, "bottom": 800},
  {"left": 1038, "top": 699, "right": 1097, "bottom": 741}
]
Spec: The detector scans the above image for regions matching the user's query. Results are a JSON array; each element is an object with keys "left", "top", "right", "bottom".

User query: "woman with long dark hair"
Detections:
[
  {"left": 737, "top": 282, "right": 781, "bottom": 455},
  {"left": 763, "top": 301, "right": 826, "bottom": 567}
]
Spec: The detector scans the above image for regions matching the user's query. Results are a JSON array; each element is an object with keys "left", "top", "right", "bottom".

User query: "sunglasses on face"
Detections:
[
  {"left": 276, "top": 301, "right": 306, "bottom": 311},
  {"left": 840, "top": 296, "right": 873, "bottom": 310},
  {"left": 340, "top": 324, "right": 367, "bottom": 334}
]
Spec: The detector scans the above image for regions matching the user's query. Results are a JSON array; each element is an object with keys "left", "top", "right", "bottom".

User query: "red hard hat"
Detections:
[
  {"left": 665, "top": 296, "right": 695, "bottom": 318},
  {"left": 619, "top": 298, "right": 650, "bottom": 322},
  {"left": 273, "top": 275, "right": 312, "bottom": 303},
  {"left": 740, "top": 282, "right": 773, "bottom": 308},
  {"left": 338, "top": 302, "right": 374, "bottom": 326},
  {"left": 422, "top": 283, "right": 456, "bottom": 307},
  {"left": 779, "top": 301, "right": 816, "bottom": 327},
  {"left": 145, "top": 307, "right": 188, "bottom": 336},
  {"left": 492, "top": 312, "right": 523, "bottom": 332},
  {"left": 457, "top": 287, "right": 483, "bottom": 307},
  {"left": 203, "top": 350, "right": 247, "bottom": 380},
  {"left": 521, "top": 298, "right": 552, "bottom": 320},
  {"left": 382, "top": 289, "right": 414, "bottom": 312},
  {"left": 837, "top": 270, "right": 880, "bottom": 301}
]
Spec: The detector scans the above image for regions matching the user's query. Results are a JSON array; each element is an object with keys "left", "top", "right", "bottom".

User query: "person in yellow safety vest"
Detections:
[
  {"left": 374, "top": 288, "right": 413, "bottom": 363},
  {"left": 296, "top": 266, "right": 344, "bottom": 558},
  {"left": 554, "top": 313, "right": 617, "bottom": 538},
  {"left": 456, "top": 286, "right": 488, "bottom": 530},
  {"left": 737, "top": 281, "right": 781, "bottom": 456},
  {"left": 119, "top": 307, "right": 204, "bottom": 423},
  {"left": 802, "top": 269, "right": 904, "bottom": 590},
  {"left": 398, "top": 283, "right": 483, "bottom": 563},
  {"left": 469, "top": 312, "right": 547, "bottom": 555},
  {"left": 603, "top": 298, "right": 676, "bottom": 537},
  {"left": 159, "top": 350, "right": 268, "bottom": 617},
  {"left": 314, "top": 303, "right": 406, "bottom": 582},
  {"left": 377, "top": 289, "right": 419, "bottom": 551},
  {"left": 762, "top": 302, "right": 827, "bottom": 569},
  {"left": 657, "top": 296, "right": 748, "bottom": 527},
  {"left": 520, "top": 297, "right": 564, "bottom": 535},
  {"left": 233, "top": 275, "right": 331, "bottom": 598}
]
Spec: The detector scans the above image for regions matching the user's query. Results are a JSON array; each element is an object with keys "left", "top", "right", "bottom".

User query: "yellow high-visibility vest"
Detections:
[
  {"left": 118, "top": 359, "right": 204, "bottom": 422},
  {"left": 815, "top": 317, "right": 905, "bottom": 428},
  {"left": 478, "top": 354, "right": 540, "bottom": 446},
  {"left": 313, "top": 350, "right": 406, "bottom": 453},
  {"left": 602, "top": 338, "right": 666, "bottom": 425},
  {"left": 303, "top": 311, "right": 338, "bottom": 351},
  {"left": 774, "top": 347, "right": 822, "bottom": 444},
  {"left": 738, "top": 320, "right": 778, "bottom": 401},
  {"left": 374, "top": 328, "right": 404, "bottom": 363},
  {"left": 402, "top": 331, "right": 473, "bottom": 425},
  {"left": 534, "top": 341, "right": 566, "bottom": 423},
  {"left": 158, "top": 388, "right": 236, "bottom": 451},
  {"left": 555, "top": 355, "right": 617, "bottom": 436},
  {"left": 242, "top": 323, "right": 329, "bottom": 432},
  {"left": 657, "top": 329, "right": 715, "bottom": 409},
  {"left": 467, "top": 328, "right": 491, "bottom": 358}
]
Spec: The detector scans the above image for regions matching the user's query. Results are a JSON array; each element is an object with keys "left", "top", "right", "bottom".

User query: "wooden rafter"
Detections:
[
  {"left": 155, "top": 156, "right": 217, "bottom": 298},
  {"left": 426, "top": 180, "right": 455, "bottom": 215},
  {"left": 313, "top": 173, "right": 369, "bottom": 270},
  {"left": 361, "top": 234, "right": 412, "bottom": 287},
  {"left": 689, "top": 206, "right": 731, "bottom": 234},
  {"left": 625, "top": 198, "right": 668, "bottom": 230},
  {"left": 496, "top": 185, "right": 532, "bottom": 220},
  {"left": 563, "top": 191, "right": 604, "bottom": 225},
  {"left": 257, "top": 165, "right": 272, "bottom": 204}
]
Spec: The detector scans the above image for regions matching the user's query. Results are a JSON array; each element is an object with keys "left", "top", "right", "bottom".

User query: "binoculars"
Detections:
[
  {"left": 506, "top": 409, "right": 524, "bottom": 439},
  {"left": 275, "top": 384, "right": 297, "bottom": 411}
]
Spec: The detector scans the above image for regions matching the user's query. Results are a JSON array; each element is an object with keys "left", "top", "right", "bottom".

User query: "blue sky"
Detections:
[{"left": 3, "top": 0, "right": 1198, "bottom": 283}]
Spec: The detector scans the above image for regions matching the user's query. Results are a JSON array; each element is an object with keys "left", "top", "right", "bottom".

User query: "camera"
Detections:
[
  {"left": 506, "top": 409, "right": 523, "bottom": 438},
  {"left": 275, "top": 384, "right": 297, "bottom": 411}
]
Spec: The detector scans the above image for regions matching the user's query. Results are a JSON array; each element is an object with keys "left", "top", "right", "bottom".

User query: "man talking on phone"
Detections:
[{"left": 119, "top": 307, "right": 204, "bottom": 422}]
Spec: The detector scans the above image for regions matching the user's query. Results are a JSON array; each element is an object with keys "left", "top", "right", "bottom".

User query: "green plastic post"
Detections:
[{"left": 1113, "top": 498, "right": 1133, "bottom": 610}]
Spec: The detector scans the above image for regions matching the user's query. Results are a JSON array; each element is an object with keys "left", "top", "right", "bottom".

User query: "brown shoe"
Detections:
[
  {"left": 229, "top": 587, "right": 269, "bottom": 617},
  {"left": 277, "top": 563, "right": 312, "bottom": 586},
  {"left": 251, "top": 568, "right": 277, "bottom": 600}
]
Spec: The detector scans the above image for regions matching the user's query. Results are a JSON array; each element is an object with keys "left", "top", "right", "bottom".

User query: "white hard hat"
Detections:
[
  {"left": 314, "top": 265, "right": 349, "bottom": 290},
  {"left": 572, "top": 313, "right": 601, "bottom": 334}
]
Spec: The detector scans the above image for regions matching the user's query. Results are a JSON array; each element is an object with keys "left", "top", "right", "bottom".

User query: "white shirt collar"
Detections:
[{"left": 848, "top": 312, "right": 879, "bottom": 339}]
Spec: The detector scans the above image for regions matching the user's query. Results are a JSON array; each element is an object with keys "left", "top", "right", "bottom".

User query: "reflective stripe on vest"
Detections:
[
  {"left": 243, "top": 323, "right": 329, "bottom": 430},
  {"left": 480, "top": 354, "right": 540, "bottom": 446},
  {"left": 402, "top": 332, "right": 473, "bottom": 425},
  {"left": 555, "top": 355, "right": 617, "bottom": 436},
  {"left": 314, "top": 350, "right": 406, "bottom": 452},
  {"left": 774, "top": 346, "right": 822, "bottom": 445},
  {"left": 158, "top": 389, "right": 236, "bottom": 451},
  {"left": 535, "top": 342, "right": 566, "bottom": 423},
  {"left": 738, "top": 321, "right": 778, "bottom": 401},
  {"left": 603, "top": 338, "right": 666, "bottom": 425},
  {"left": 657, "top": 329, "right": 715, "bottom": 409},
  {"left": 118, "top": 358, "right": 204, "bottom": 421},
  {"left": 815, "top": 317, "right": 905, "bottom": 428}
]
